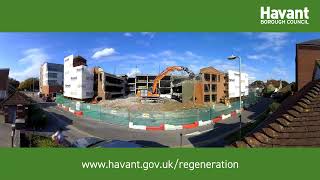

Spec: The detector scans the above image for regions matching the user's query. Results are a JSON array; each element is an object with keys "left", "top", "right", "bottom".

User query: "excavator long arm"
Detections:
[{"left": 152, "top": 66, "right": 195, "bottom": 94}]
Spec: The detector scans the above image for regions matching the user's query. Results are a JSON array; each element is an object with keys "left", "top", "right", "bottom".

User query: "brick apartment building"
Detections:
[
  {"left": 0, "top": 68, "right": 9, "bottom": 100},
  {"left": 296, "top": 39, "right": 320, "bottom": 90},
  {"left": 199, "top": 67, "right": 226, "bottom": 103}
]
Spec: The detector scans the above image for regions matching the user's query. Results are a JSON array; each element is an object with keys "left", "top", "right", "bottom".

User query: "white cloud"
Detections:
[
  {"left": 255, "top": 32, "right": 289, "bottom": 51},
  {"left": 185, "top": 51, "right": 202, "bottom": 59},
  {"left": 92, "top": 48, "right": 116, "bottom": 59},
  {"left": 127, "top": 68, "right": 141, "bottom": 77},
  {"left": 10, "top": 48, "right": 47, "bottom": 81},
  {"left": 124, "top": 32, "right": 133, "bottom": 37},
  {"left": 141, "top": 32, "right": 156, "bottom": 39}
]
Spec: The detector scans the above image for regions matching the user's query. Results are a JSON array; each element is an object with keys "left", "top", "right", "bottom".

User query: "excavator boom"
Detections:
[{"left": 152, "top": 66, "right": 195, "bottom": 94}]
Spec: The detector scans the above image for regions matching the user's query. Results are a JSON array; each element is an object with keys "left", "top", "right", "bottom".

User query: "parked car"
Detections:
[
  {"left": 72, "top": 137, "right": 104, "bottom": 148},
  {"left": 72, "top": 137, "right": 143, "bottom": 148}
]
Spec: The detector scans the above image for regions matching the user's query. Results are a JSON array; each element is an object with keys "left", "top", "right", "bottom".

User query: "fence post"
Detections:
[
  {"left": 128, "top": 108, "right": 131, "bottom": 126},
  {"left": 163, "top": 112, "right": 166, "bottom": 125},
  {"left": 99, "top": 105, "right": 102, "bottom": 121},
  {"left": 197, "top": 108, "right": 200, "bottom": 121}
]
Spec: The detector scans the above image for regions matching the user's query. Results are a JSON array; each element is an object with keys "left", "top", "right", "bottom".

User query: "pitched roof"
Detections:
[
  {"left": 232, "top": 80, "right": 320, "bottom": 147},
  {"left": 297, "top": 39, "right": 320, "bottom": 46},
  {"left": 200, "top": 66, "right": 224, "bottom": 74},
  {"left": 0, "top": 91, "right": 34, "bottom": 106}
]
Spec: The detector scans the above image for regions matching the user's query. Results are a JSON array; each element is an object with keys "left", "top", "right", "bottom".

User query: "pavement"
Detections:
[
  {"left": 21, "top": 92, "right": 272, "bottom": 147},
  {"left": 0, "top": 121, "right": 12, "bottom": 147}
]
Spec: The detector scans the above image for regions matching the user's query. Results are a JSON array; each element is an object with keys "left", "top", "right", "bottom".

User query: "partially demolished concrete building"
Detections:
[
  {"left": 93, "top": 67, "right": 126, "bottom": 100},
  {"left": 127, "top": 75, "right": 172, "bottom": 98}
]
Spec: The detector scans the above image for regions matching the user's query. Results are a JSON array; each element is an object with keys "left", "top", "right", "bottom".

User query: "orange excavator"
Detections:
[{"left": 137, "top": 66, "right": 195, "bottom": 100}]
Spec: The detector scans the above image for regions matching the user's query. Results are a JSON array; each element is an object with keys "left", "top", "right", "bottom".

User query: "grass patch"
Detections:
[{"left": 30, "top": 135, "right": 63, "bottom": 148}]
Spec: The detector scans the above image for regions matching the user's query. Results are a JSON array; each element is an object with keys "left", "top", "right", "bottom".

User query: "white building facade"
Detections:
[
  {"left": 227, "top": 70, "right": 249, "bottom": 98},
  {"left": 63, "top": 55, "right": 94, "bottom": 99}
]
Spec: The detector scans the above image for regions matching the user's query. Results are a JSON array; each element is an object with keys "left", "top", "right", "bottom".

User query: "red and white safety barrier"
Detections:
[
  {"left": 164, "top": 124, "right": 183, "bottom": 130},
  {"left": 198, "top": 120, "right": 212, "bottom": 126},
  {"left": 58, "top": 102, "right": 240, "bottom": 131},
  {"left": 128, "top": 110, "right": 240, "bottom": 131},
  {"left": 69, "top": 107, "right": 75, "bottom": 113},
  {"left": 129, "top": 122, "right": 146, "bottom": 130},
  {"left": 146, "top": 124, "right": 165, "bottom": 131},
  {"left": 74, "top": 111, "right": 84, "bottom": 117}
]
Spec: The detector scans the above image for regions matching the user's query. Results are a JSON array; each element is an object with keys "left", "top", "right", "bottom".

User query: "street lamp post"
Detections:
[{"left": 227, "top": 55, "right": 242, "bottom": 139}]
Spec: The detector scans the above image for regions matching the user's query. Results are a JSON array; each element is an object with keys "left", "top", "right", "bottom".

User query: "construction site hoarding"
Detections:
[
  {"left": 227, "top": 70, "right": 249, "bottom": 98},
  {"left": 63, "top": 55, "right": 94, "bottom": 99}
]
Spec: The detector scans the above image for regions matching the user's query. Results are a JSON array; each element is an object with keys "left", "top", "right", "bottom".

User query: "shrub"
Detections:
[
  {"left": 31, "top": 135, "right": 62, "bottom": 148},
  {"left": 28, "top": 105, "right": 48, "bottom": 129},
  {"left": 269, "top": 102, "right": 280, "bottom": 113}
]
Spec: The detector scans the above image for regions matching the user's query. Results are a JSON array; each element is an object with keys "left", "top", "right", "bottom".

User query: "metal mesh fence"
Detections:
[{"left": 55, "top": 92, "right": 261, "bottom": 127}]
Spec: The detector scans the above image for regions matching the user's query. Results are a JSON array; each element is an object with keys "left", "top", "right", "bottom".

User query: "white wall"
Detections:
[
  {"left": 228, "top": 70, "right": 249, "bottom": 98},
  {"left": 63, "top": 55, "right": 94, "bottom": 99}
]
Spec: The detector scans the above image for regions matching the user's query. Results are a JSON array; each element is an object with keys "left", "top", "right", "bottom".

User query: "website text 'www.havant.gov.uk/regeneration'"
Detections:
[{"left": 81, "top": 159, "right": 239, "bottom": 171}]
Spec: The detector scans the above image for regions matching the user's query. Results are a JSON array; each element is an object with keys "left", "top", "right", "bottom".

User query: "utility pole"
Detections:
[{"left": 32, "top": 77, "right": 35, "bottom": 96}]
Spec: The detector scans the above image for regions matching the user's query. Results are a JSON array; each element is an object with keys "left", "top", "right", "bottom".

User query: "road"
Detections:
[
  {"left": 24, "top": 93, "right": 272, "bottom": 147},
  {"left": 42, "top": 100, "right": 271, "bottom": 147}
]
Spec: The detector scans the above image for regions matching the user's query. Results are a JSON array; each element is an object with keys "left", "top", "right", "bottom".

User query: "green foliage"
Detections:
[
  {"left": 269, "top": 102, "right": 280, "bottom": 113},
  {"left": 8, "top": 78, "right": 20, "bottom": 88},
  {"left": 250, "top": 80, "right": 265, "bottom": 88},
  {"left": 18, "top": 77, "right": 39, "bottom": 91},
  {"left": 31, "top": 135, "right": 62, "bottom": 148},
  {"left": 28, "top": 105, "right": 47, "bottom": 129}
]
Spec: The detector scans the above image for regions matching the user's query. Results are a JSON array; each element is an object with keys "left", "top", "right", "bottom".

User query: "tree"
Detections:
[
  {"left": 18, "top": 77, "right": 39, "bottom": 91},
  {"left": 250, "top": 80, "right": 265, "bottom": 88},
  {"left": 8, "top": 78, "right": 20, "bottom": 88}
]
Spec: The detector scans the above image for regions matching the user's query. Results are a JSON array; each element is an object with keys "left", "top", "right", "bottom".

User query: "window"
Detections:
[
  {"left": 47, "top": 64, "right": 63, "bottom": 72},
  {"left": 48, "top": 80, "right": 57, "bottom": 86},
  {"left": 212, "top": 74, "right": 217, "bottom": 82},
  {"left": 48, "top": 72, "right": 57, "bottom": 78},
  {"left": 100, "top": 73, "right": 103, "bottom": 81},
  {"left": 204, "top": 95, "right": 210, "bottom": 102},
  {"left": 218, "top": 75, "right": 220, "bottom": 82},
  {"left": 86, "top": 92, "right": 93, "bottom": 96},
  {"left": 204, "top": 84, "right": 210, "bottom": 92},
  {"left": 204, "top": 74, "right": 210, "bottom": 81},
  {"left": 211, "top": 94, "right": 217, "bottom": 102},
  {"left": 211, "top": 84, "right": 217, "bottom": 92}
]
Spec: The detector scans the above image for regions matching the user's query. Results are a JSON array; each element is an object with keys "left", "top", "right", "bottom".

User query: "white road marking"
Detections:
[{"left": 184, "top": 129, "right": 212, "bottom": 137}]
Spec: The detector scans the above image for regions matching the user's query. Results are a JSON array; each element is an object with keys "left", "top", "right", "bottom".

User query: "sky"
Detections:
[{"left": 0, "top": 32, "right": 320, "bottom": 82}]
